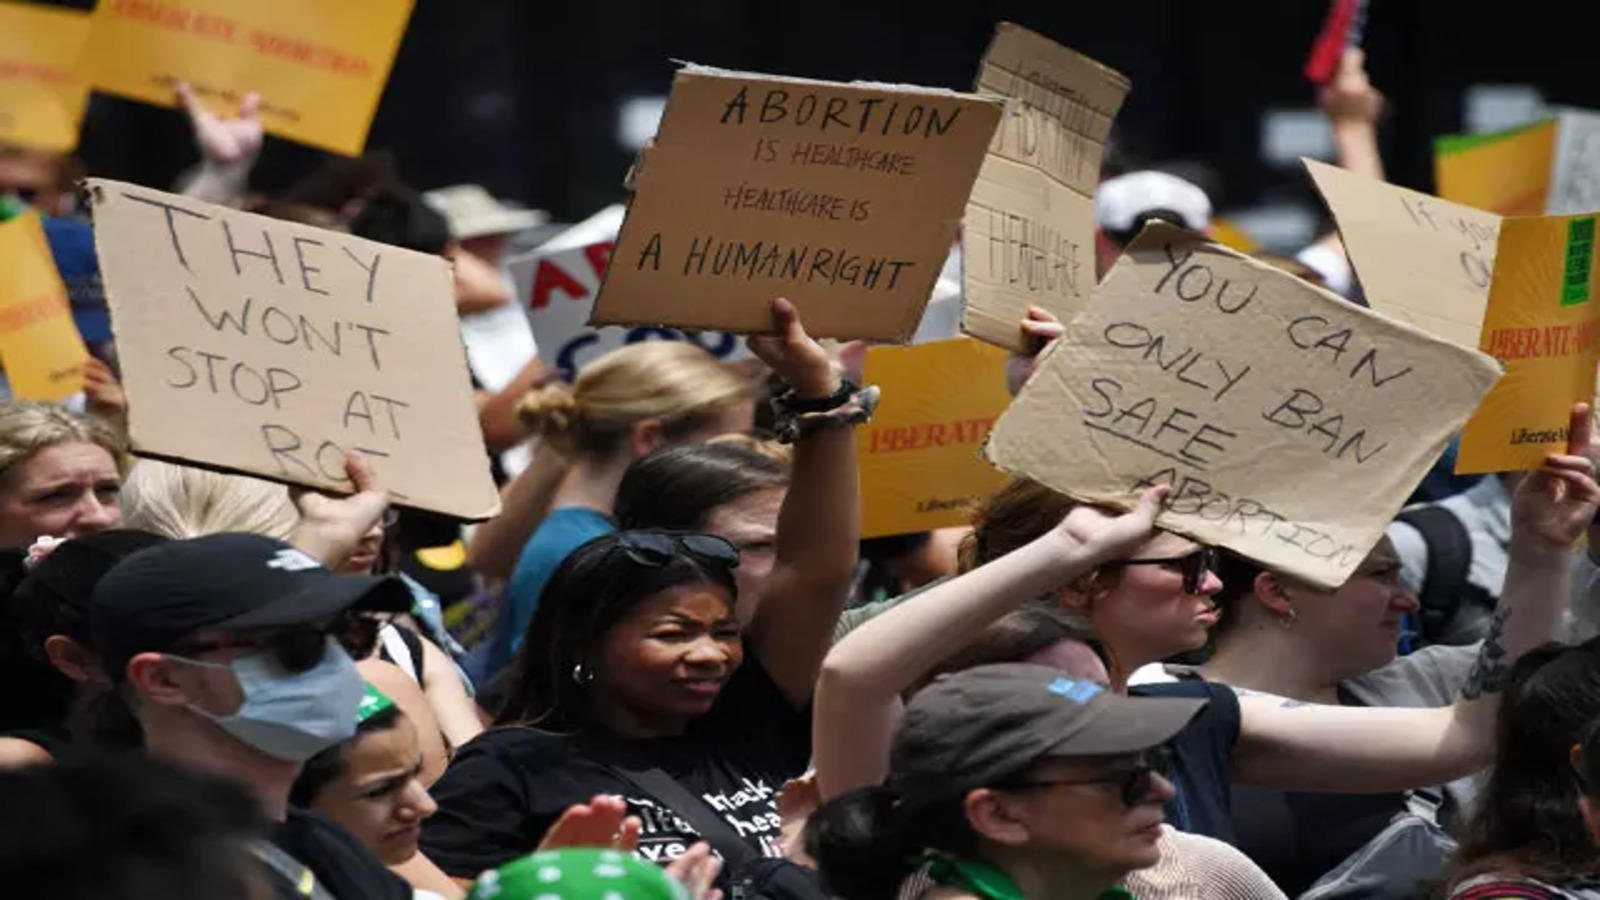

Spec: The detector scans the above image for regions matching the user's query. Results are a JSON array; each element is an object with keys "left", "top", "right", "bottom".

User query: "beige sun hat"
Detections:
[{"left": 423, "top": 184, "right": 546, "bottom": 240}]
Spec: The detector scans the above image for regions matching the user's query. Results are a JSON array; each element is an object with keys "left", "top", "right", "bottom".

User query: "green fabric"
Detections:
[
  {"left": 355, "top": 682, "right": 395, "bottom": 724},
  {"left": 466, "top": 848, "right": 689, "bottom": 900},
  {"left": 1434, "top": 119, "right": 1554, "bottom": 156},
  {"left": 923, "top": 853, "right": 1135, "bottom": 900}
]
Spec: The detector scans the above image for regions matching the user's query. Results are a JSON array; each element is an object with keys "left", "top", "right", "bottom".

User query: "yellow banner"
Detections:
[
  {"left": 0, "top": 210, "right": 89, "bottom": 401},
  {"left": 0, "top": 3, "right": 92, "bottom": 152},
  {"left": 1457, "top": 213, "right": 1600, "bottom": 473},
  {"left": 84, "top": 0, "right": 415, "bottom": 155},
  {"left": 857, "top": 338, "right": 1012, "bottom": 538},
  {"left": 1435, "top": 121, "right": 1556, "bottom": 216}
]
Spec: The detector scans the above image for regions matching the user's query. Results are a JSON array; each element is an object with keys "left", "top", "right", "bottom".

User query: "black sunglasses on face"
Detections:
[
  {"left": 616, "top": 531, "right": 741, "bottom": 571},
  {"left": 1001, "top": 745, "right": 1174, "bottom": 808},
  {"left": 1120, "top": 546, "right": 1218, "bottom": 594},
  {"left": 170, "top": 612, "right": 383, "bottom": 674}
]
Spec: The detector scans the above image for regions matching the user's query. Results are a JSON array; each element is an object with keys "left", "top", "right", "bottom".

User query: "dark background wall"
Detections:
[{"left": 60, "top": 0, "right": 1600, "bottom": 232}]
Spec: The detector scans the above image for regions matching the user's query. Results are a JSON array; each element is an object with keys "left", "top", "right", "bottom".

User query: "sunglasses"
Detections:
[
  {"left": 1001, "top": 745, "right": 1174, "bottom": 808},
  {"left": 1120, "top": 546, "right": 1218, "bottom": 594},
  {"left": 616, "top": 531, "right": 741, "bottom": 571},
  {"left": 169, "top": 611, "right": 383, "bottom": 674}
]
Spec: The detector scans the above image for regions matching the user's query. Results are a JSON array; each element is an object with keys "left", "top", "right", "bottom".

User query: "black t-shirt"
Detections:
[
  {"left": 271, "top": 808, "right": 412, "bottom": 900},
  {"left": 1131, "top": 680, "right": 1241, "bottom": 843},
  {"left": 1227, "top": 685, "right": 1405, "bottom": 895},
  {"left": 422, "top": 657, "right": 811, "bottom": 878}
]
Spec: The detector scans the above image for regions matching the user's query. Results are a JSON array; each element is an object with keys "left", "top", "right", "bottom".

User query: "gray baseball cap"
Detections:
[{"left": 887, "top": 663, "right": 1206, "bottom": 803}]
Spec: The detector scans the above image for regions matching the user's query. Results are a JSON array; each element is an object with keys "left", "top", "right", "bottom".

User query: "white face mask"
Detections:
[{"left": 170, "top": 636, "right": 364, "bottom": 762}]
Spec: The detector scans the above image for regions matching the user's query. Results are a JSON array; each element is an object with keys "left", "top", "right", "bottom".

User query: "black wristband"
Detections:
[{"left": 776, "top": 379, "right": 856, "bottom": 414}]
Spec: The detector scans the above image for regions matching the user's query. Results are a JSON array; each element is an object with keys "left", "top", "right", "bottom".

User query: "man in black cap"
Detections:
[{"left": 93, "top": 532, "right": 414, "bottom": 900}]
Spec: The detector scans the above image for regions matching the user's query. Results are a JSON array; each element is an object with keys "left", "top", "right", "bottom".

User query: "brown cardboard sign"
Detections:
[
  {"left": 962, "top": 23, "right": 1130, "bottom": 350},
  {"left": 88, "top": 179, "right": 500, "bottom": 520},
  {"left": 1305, "top": 158, "right": 1502, "bottom": 350},
  {"left": 984, "top": 223, "right": 1501, "bottom": 588},
  {"left": 590, "top": 65, "right": 1003, "bottom": 341}
]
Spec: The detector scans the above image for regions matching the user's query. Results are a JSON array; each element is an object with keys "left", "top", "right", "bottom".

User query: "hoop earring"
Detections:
[
  {"left": 1279, "top": 607, "right": 1297, "bottom": 629},
  {"left": 571, "top": 663, "right": 594, "bottom": 685}
]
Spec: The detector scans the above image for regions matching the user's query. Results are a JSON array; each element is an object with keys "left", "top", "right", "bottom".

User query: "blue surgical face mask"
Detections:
[{"left": 169, "top": 636, "right": 364, "bottom": 762}]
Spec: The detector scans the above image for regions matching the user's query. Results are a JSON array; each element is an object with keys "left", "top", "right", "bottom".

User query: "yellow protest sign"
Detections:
[
  {"left": 0, "top": 210, "right": 89, "bottom": 401},
  {"left": 857, "top": 338, "right": 1011, "bottom": 537},
  {"left": 0, "top": 3, "right": 92, "bottom": 152},
  {"left": 1457, "top": 213, "right": 1600, "bottom": 473},
  {"left": 84, "top": 0, "right": 414, "bottom": 155},
  {"left": 1434, "top": 121, "right": 1556, "bottom": 216}
]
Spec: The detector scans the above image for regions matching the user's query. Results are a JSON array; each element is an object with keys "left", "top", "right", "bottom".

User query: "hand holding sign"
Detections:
[
  {"left": 1055, "top": 484, "right": 1170, "bottom": 566},
  {"left": 746, "top": 298, "right": 840, "bottom": 399},
  {"left": 1509, "top": 403, "right": 1600, "bottom": 559},
  {"left": 289, "top": 450, "right": 390, "bottom": 569}
]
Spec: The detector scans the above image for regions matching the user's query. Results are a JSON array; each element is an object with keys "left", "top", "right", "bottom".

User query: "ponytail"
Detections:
[{"left": 804, "top": 785, "right": 977, "bottom": 900}]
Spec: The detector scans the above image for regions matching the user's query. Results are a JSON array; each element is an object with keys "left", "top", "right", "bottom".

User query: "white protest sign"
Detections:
[
  {"left": 89, "top": 179, "right": 500, "bottom": 520},
  {"left": 1549, "top": 107, "right": 1600, "bottom": 215},
  {"left": 509, "top": 241, "right": 751, "bottom": 378},
  {"left": 984, "top": 224, "right": 1502, "bottom": 588}
]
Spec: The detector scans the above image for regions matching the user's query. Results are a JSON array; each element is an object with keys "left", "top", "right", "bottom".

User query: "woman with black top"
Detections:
[
  {"left": 939, "top": 402, "right": 1598, "bottom": 846},
  {"left": 423, "top": 301, "right": 863, "bottom": 887}
]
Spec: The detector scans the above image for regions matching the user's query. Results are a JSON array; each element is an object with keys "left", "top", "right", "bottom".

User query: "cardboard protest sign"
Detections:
[
  {"left": 87, "top": 179, "right": 498, "bottom": 520},
  {"left": 1548, "top": 108, "right": 1600, "bottom": 215},
  {"left": 1457, "top": 213, "right": 1600, "bottom": 473},
  {"left": 83, "top": 0, "right": 414, "bottom": 155},
  {"left": 0, "top": 210, "right": 89, "bottom": 401},
  {"left": 1305, "top": 158, "right": 1502, "bottom": 349},
  {"left": 961, "top": 24, "right": 1129, "bottom": 351},
  {"left": 0, "top": 3, "right": 91, "bottom": 152},
  {"left": 508, "top": 241, "right": 751, "bottom": 379},
  {"left": 984, "top": 224, "right": 1502, "bottom": 588},
  {"left": 857, "top": 338, "right": 1012, "bottom": 537},
  {"left": 1434, "top": 121, "right": 1556, "bottom": 216},
  {"left": 590, "top": 65, "right": 1003, "bottom": 341}
]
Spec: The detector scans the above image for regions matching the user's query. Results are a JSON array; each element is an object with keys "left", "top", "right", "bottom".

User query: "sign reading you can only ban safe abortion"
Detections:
[
  {"left": 88, "top": 179, "right": 499, "bottom": 520},
  {"left": 985, "top": 224, "right": 1502, "bottom": 589},
  {"left": 591, "top": 66, "right": 1002, "bottom": 341}
]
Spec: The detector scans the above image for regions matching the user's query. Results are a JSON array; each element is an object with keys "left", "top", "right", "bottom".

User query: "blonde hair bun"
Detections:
[{"left": 517, "top": 382, "right": 581, "bottom": 436}]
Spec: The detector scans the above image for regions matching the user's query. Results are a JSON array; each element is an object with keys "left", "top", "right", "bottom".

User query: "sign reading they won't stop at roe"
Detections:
[{"left": 89, "top": 179, "right": 499, "bottom": 520}]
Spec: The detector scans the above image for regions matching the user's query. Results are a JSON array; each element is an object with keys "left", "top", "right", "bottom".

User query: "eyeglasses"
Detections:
[
  {"left": 169, "top": 612, "right": 383, "bottom": 674},
  {"left": 1120, "top": 546, "right": 1218, "bottom": 594},
  {"left": 616, "top": 531, "right": 741, "bottom": 571},
  {"left": 999, "top": 745, "right": 1174, "bottom": 808}
]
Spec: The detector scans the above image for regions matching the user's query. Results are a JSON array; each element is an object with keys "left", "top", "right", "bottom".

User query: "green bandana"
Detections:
[
  {"left": 467, "top": 848, "right": 690, "bottom": 900},
  {"left": 355, "top": 682, "right": 395, "bottom": 724},
  {"left": 923, "top": 854, "right": 1136, "bottom": 900}
]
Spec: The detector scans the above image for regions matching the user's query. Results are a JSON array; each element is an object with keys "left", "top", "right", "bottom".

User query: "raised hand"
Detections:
[
  {"left": 746, "top": 297, "right": 840, "bottom": 399},
  {"left": 289, "top": 451, "right": 390, "bottom": 569},
  {"left": 176, "top": 82, "right": 264, "bottom": 166},
  {"left": 535, "top": 795, "right": 642, "bottom": 852},
  {"left": 1318, "top": 47, "right": 1384, "bottom": 125},
  {"left": 1054, "top": 484, "right": 1171, "bottom": 566},
  {"left": 82, "top": 357, "right": 127, "bottom": 420},
  {"left": 1511, "top": 403, "right": 1600, "bottom": 557},
  {"left": 1006, "top": 306, "right": 1066, "bottom": 396}
]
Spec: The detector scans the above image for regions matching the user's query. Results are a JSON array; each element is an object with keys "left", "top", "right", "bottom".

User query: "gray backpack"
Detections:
[{"left": 1298, "top": 791, "right": 1455, "bottom": 900}]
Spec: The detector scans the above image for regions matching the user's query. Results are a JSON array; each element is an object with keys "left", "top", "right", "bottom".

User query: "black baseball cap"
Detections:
[
  {"left": 91, "top": 532, "right": 411, "bottom": 679},
  {"left": 887, "top": 663, "right": 1207, "bottom": 804}
]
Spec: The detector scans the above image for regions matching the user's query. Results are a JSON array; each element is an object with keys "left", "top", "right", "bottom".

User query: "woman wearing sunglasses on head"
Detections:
[
  {"left": 808, "top": 662, "right": 1205, "bottom": 900},
  {"left": 424, "top": 528, "right": 845, "bottom": 895}
]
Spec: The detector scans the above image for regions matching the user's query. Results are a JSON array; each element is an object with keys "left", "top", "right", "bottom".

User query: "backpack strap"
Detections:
[
  {"left": 1394, "top": 506, "right": 1474, "bottom": 644},
  {"left": 606, "top": 764, "right": 763, "bottom": 873},
  {"left": 247, "top": 839, "right": 338, "bottom": 900}
]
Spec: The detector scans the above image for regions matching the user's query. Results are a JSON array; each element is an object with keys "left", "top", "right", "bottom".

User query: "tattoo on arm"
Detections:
[{"left": 1462, "top": 607, "right": 1512, "bottom": 701}]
